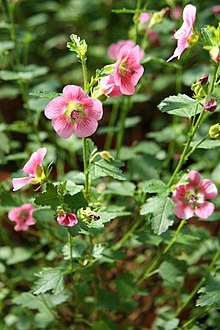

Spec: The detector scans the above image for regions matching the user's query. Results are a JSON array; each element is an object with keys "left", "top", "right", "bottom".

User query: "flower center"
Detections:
[
  {"left": 65, "top": 101, "right": 85, "bottom": 122},
  {"left": 118, "top": 58, "right": 136, "bottom": 77},
  {"left": 188, "top": 194, "right": 197, "bottom": 203},
  {"left": 19, "top": 210, "right": 29, "bottom": 223}
]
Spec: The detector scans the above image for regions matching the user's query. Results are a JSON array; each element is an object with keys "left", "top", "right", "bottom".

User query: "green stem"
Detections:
[
  {"left": 68, "top": 231, "right": 73, "bottom": 272},
  {"left": 168, "top": 107, "right": 205, "bottom": 188},
  {"left": 176, "top": 249, "right": 220, "bottom": 317},
  {"left": 162, "top": 220, "right": 186, "bottom": 255},
  {"left": 138, "top": 220, "right": 186, "bottom": 285},
  {"left": 83, "top": 138, "right": 89, "bottom": 200},
  {"left": 112, "top": 216, "right": 142, "bottom": 251},
  {"left": 210, "top": 62, "right": 219, "bottom": 94},
  {"left": 134, "top": 0, "right": 142, "bottom": 44},
  {"left": 115, "top": 97, "right": 131, "bottom": 158},
  {"left": 179, "top": 307, "right": 212, "bottom": 329},
  {"left": 7, "top": 1, "right": 20, "bottom": 68},
  {"left": 81, "top": 57, "right": 88, "bottom": 92},
  {"left": 104, "top": 102, "right": 119, "bottom": 150}
]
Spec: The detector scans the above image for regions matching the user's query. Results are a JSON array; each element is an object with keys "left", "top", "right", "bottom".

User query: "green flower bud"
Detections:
[{"left": 208, "top": 123, "right": 220, "bottom": 139}]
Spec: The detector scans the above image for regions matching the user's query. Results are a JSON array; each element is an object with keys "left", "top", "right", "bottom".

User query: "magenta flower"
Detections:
[
  {"left": 57, "top": 213, "right": 78, "bottom": 227},
  {"left": 113, "top": 45, "right": 144, "bottom": 95},
  {"left": 204, "top": 99, "right": 217, "bottom": 112},
  {"left": 44, "top": 85, "right": 103, "bottom": 139},
  {"left": 108, "top": 40, "right": 144, "bottom": 61},
  {"left": 8, "top": 203, "right": 36, "bottom": 231},
  {"left": 99, "top": 74, "right": 122, "bottom": 97},
  {"left": 167, "top": 4, "right": 196, "bottom": 62},
  {"left": 12, "top": 147, "right": 47, "bottom": 191},
  {"left": 172, "top": 171, "right": 218, "bottom": 220}
]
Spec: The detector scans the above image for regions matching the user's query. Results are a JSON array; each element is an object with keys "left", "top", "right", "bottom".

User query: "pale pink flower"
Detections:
[
  {"left": 99, "top": 74, "right": 122, "bottom": 97},
  {"left": 172, "top": 170, "right": 218, "bottom": 220},
  {"left": 170, "top": 5, "right": 182, "bottom": 20},
  {"left": 12, "top": 147, "right": 47, "bottom": 191},
  {"left": 44, "top": 85, "right": 103, "bottom": 139},
  {"left": 167, "top": 4, "right": 196, "bottom": 62},
  {"left": 108, "top": 40, "right": 144, "bottom": 61},
  {"left": 113, "top": 45, "right": 144, "bottom": 95},
  {"left": 139, "top": 12, "right": 151, "bottom": 24},
  {"left": 57, "top": 213, "right": 78, "bottom": 227},
  {"left": 8, "top": 203, "right": 36, "bottom": 231}
]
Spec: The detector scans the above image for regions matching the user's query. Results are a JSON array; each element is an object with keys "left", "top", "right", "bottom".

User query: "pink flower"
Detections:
[
  {"left": 113, "top": 45, "right": 144, "bottom": 95},
  {"left": 44, "top": 85, "right": 103, "bottom": 139},
  {"left": 108, "top": 40, "right": 144, "bottom": 61},
  {"left": 57, "top": 213, "right": 78, "bottom": 227},
  {"left": 172, "top": 170, "right": 218, "bottom": 220},
  {"left": 12, "top": 147, "right": 47, "bottom": 191},
  {"left": 99, "top": 74, "right": 122, "bottom": 97},
  {"left": 139, "top": 12, "right": 151, "bottom": 24},
  {"left": 167, "top": 4, "right": 196, "bottom": 62},
  {"left": 8, "top": 203, "right": 36, "bottom": 231}
]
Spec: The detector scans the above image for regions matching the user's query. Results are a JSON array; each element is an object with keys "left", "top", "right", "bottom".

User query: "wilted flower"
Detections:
[
  {"left": 8, "top": 204, "right": 36, "bottom": 231},
  {"left": 204, "top": 99, "right": 217, "bottom": 112},
  {"left": 57, "top": 213, "right": 78, "bottom": 227},
  {"left": 113, "top": 45, "right": 144, "bottom": 95},
  {"left": 172, "top": 170, "right": 218, "bottom": 220},
  {"left": 167, "top": 4, "right": 196, "bottom": 62},
  {"left": 108, "top": 40, "right": 144, "bottom": 60},
  {"left": 44, "top": 85, "right": 103, "bottom": 139},
  {"left": 12, "top": 147, "right": 47, "bottom": 191}
]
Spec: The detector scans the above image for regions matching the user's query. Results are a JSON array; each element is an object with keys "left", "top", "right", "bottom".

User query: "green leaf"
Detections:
[
  {"left": 34, "top": 183, "right": 62, "bottom": 209},
  {"left": 90, "top": 159, "right": 126, "bottom": 181},
  {"left": 34, "top": 268, "right": 64, "bottom": 295},
  {"left": 0, "top": 41, "right": 14, "bottom": 52},
  {"left": 139, "top": 179, "right": 167, "bottom": 194},
  {"left": 104, "top": 181, "right": 136, "bottom": 196},
  {"left": 158, "top": 94, "right": 202, "bottom": 118},
  {"left": 201, "top": 27, "right": 213, "bottom": 46},
  {"left": 196, "top": 273, "right": 220, "bottom": 308},
  {"left": 140, "top": 195, "right": 174, "bottom": 235},
  {"left": 86, "top": 138, "right": 97, "bottom": 159},
  {"left": 190, "top": 139, "right": 220, "bottom": 149},
  {"left": 62, "top": 239, "right": 87, "bottom": 259},
  {"left": 159, "top": 258, "right": 187, "bottom": 288},
  {"left": 64, "top": 191, "right": 88, "bottom": 210},
  {"left": 33, "top": 208, "right": 54, "bottom": 223},
  {"left": 29, "top": 90, "right": 61, "bottom": 99},
  {"left": 7, "top": 247, "right": 33, "bottom": 265},
  {"left": 92, "top": 319, "right": 118, "bottom": 330},
  {"left": 65, "top": 180, "right": 84, "bottom": 195}
]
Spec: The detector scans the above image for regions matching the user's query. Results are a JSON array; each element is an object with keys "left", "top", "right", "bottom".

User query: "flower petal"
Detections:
[
  {"left": 44, "top": 96, "right": 67, "bottom": 119},
  {"left": 73, "top": 118, "right": 98, "bottom": 138},
  {"left": 199, "top": 179, "right": 218, "bottom": 199},
  {"left": 23, "top": 147, "right": 47, "bottom": 176},
  {"left": 63, "top": 85, "right": 87, "bottom": 103},
  {"left": 12, "top": 177, "right": 33, "bottom": 191},
  {"left": 195, "top": 201, "right": 215, "bottom": 219},
  {"left": 174, "top": 203, "right": 194, "bottom": 219},
  {"left": 172, "top": 185, "right": 187, "bottom": 203},
  {"left": 52, "top": 116, "right": 74, "bottom": 139},
  {"left": 188, "top": 170, "right": 201, "bottom": 187}
]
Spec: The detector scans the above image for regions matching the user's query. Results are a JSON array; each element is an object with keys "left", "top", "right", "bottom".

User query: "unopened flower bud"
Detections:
[
  {"left": 99, "top": 150, "right": 114, "bottom": 162},
  {"left": 204, "top": 99, "right": 217, "bottom": 112},
  {"left": 199, "top": 73, "right": 209, "bottom": 85},
  {"left": 209, "top": 123, "right": 220, "bottom": 139}
]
